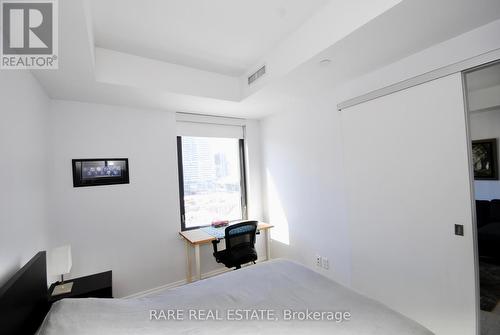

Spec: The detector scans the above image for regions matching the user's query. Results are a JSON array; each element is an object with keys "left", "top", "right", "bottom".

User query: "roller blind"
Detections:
[{"left": 176, "top": 114, "right": 245, "bottom": 139}]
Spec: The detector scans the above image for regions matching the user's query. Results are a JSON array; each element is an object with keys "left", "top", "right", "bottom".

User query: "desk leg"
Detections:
[
  {"left": 266, "top": 229, "right": 271, "bottom": 261},
  {"left": 194, "top": 244, "right": 201, "bottom": 281},
  {"left": 185, "top": 240, "right": 192, "bottom": 283}
]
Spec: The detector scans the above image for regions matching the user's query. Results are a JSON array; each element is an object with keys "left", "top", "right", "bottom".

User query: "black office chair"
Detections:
[{"left": 212, "top": 221, "right": 258, "bottom": 269}]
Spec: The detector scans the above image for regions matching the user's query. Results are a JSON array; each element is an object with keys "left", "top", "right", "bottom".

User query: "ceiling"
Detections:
[
  {"left": 31, "top": 0, "right": 500, "bottom": 119},
  {"left": 466, "top": 61, "right": 500, "bottom": 112},
  {"left": 90, "top": 0, "right": 329, "bottom": 76},
  {"left": 466, "top": 62, "right": 500, "bottom": 92}
]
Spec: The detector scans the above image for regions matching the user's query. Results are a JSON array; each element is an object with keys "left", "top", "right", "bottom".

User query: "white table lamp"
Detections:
[{"left": 48, "top": 245, "right": 73, "bottom": 295}]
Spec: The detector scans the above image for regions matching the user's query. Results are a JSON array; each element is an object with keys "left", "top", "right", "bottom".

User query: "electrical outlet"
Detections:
[
  {"left": 455, "top": 224, "right": 464, "bottom": 236},
  {"left": 322, "top": 257, "right": 329, "bottom": 270},
  {"left": 316, "top": 255, "right": 321, "bottom": 267}
]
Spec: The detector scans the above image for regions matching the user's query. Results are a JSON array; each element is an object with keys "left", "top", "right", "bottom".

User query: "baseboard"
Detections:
[
  {"left": 124, "top": 279, "right": 187, "bottom": 299},
  {"left": 123, "top": 267, "right": 230, "bottom": 299},
  {"left": 123, "top": 260, "right": 267, "bottom": 299}
]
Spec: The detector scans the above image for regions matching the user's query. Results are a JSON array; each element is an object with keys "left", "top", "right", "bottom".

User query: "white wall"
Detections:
[
  {"left": 341, "top": 74, "right": 476, "bottom": 335},
  {"left": 261, "top": 75, "right": 478, "bottom": 335},
  {"left": 260, "top": 100, "right": 351, "bottom": 286},
  {"left": 47, "top": 100, "right": 263, "bottom": 297},
  {"left": 0, "top": 71, "right": 50, "bottom": 287},
  {"left": 258, "top": 16, "right": 500, "bottom": 335},
  {"left": 470, "top": 108, "right": 500, "bottom": 200}
]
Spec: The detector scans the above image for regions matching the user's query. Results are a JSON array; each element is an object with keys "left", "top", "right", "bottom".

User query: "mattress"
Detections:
[{"left": 37, "top": 259, "right": 433, "bottom": 335}]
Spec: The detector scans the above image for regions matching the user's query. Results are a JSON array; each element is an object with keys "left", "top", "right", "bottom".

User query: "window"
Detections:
[{"left": 177, "top": 136, "right": 247, "bottom": 230}]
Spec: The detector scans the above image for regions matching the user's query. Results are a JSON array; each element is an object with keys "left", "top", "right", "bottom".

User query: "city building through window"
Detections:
[{"left": 177, "top": 136, "right": 247, "bottom": 230}]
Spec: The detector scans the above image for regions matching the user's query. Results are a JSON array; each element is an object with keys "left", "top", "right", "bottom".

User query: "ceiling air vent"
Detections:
[{"left": 248, "top": 65, "right": 266, "bottom": 85}]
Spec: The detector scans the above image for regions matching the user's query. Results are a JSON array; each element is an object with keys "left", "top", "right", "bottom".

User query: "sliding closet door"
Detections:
[{"left": 341, "top": 73, "right": 476, "bottom": 335}]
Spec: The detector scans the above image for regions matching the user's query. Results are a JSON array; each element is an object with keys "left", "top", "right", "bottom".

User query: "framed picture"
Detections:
[
  {"left": 472, "top": 139, "right": 498, "bottom": 180},
  {"left": 72, "top": 158, "right": 129, "bottom": 187}
]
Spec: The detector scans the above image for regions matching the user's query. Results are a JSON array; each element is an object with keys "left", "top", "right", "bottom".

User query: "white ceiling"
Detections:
[
  {"left": 90, "top": 0, "right": 329, "bottom": 76},
  {"left": 466, "top": 62, "right": 500, "bottom": 112},
  {"left": 32, "top": 0, "right": 500, "bottom": 119},
  {"left": 466, "top": 61, "right": 500, "bottom": 92}
]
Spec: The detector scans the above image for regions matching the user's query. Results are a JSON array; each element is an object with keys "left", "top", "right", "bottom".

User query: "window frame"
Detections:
[{"left": 177, "top": 136, "right": 248, "bottom": 231}]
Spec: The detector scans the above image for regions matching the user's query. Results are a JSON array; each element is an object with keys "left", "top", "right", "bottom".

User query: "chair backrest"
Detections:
[{"left": 224, "top": 221, "right": 258, "bottom": 251}]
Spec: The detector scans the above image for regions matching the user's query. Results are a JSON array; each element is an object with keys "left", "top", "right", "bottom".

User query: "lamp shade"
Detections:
[{"left": 48, "top": 245, "right": 72, "bottom": 276}]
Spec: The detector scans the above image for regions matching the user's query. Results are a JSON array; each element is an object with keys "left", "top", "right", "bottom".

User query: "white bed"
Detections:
[{"left": 38, "top": 259, "right": 433, "bottom": 334}]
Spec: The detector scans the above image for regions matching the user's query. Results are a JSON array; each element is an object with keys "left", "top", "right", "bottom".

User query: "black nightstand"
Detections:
[{"left": 48, "top": 271, "right": 113, "bottom": 304}]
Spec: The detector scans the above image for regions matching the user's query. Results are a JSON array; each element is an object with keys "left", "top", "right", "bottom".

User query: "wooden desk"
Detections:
[{"left": 179, "top": 222, "right": 273, "bottom": 282}]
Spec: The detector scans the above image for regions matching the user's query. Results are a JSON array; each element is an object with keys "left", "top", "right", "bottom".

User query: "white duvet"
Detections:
[{"left": 38, "top": 259, "right": 433, "bottom": 334}]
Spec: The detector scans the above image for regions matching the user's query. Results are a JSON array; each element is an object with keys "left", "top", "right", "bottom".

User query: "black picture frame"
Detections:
[
  {"left": 472, "top": 139, "right": 498, "bottom": 180},
  {"left": 72, "top": 158, "right": 130, "bottom": 187}
]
